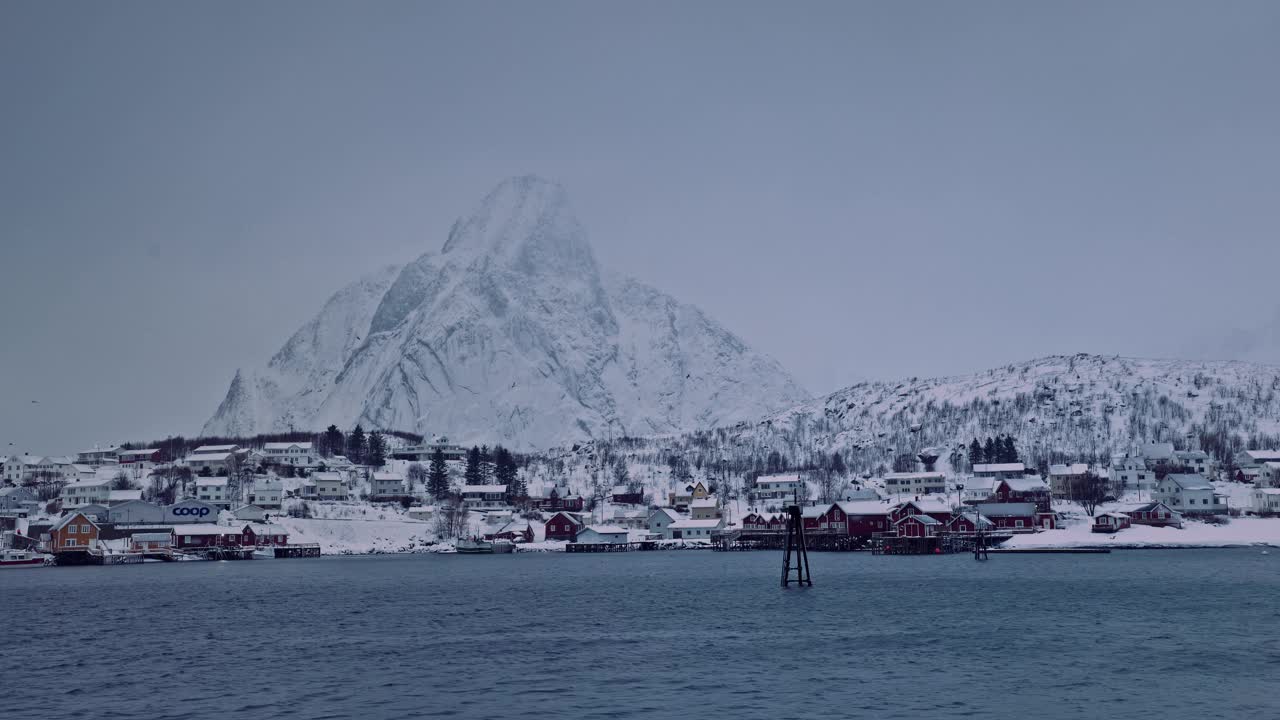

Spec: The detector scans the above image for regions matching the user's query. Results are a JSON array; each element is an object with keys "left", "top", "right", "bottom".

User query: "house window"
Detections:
[
  {"left": 64, "top": 538, "right": 77, "bottom": 547},
  {"left": 81, "top": 524, "right": 91, "bottom": 533},
  {"left": 1015, "top": 520, "right": 1024, "bottom": 528},
  {"left": 69, "top": 525, "right": 78, "bottom": 534}
]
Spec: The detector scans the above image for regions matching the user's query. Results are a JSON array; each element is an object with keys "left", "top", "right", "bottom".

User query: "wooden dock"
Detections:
[
  {"left": 272, "top": 543, "right": 322, "bottom": 558},
  {"left": 986, "top": 547, "right": 1111, "bottom": 554},
  {"left": 565, "top": 541, "right": 658, "bottom": 553}
]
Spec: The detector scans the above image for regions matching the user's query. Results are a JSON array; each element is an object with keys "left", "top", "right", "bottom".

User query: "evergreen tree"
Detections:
[
  {"left": 831, "top": 452, "right": 847, "bottom": 477},
  {"left": 427, "top": 448, "right": 451, "bottom": 499},
  {"left": 464, "top": 446, "right": 484, "bottom": 485},
  {"left": 322, "top": 425, "right": 344, "bottom": 458},
  {"left": 969, "top": 438, "right": 983, "bottom": 466},
  {"left": 367, "top": 431, "right": 387, "bottom": 467},
  {"left": 406, "top": 462, "right": 426, "bottom": 493},
  {"left": 1003, "top": 436, "right": 1019, "bottom": 464},
  {"left": 479, "top": 445, "right": 495, "bottom": 482},
  {"left": 493, "top": 446, "right": 524, "bottom": 500},
  {"left": 346, "top": 425, "right": 367, "bottom": 464},
  {"left": 983, "top": 437, "right": 997, "bottom": 465},
  {"left": 613, "top": 456, "right": 635, "bottom": 492}
]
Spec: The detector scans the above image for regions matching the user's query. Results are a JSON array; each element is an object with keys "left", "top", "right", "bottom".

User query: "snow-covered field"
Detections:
[
  {"left": 1007, "top": 518, "right": 1280, "bottom": 549},
  {"left": 273, "top": 516, "right": 437, "bottom": 555}
]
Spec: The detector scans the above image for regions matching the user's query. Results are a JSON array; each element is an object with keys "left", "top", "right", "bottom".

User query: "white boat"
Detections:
[
  {"left": 1, "top": 549, "right": 50, "bottom": 568},
  {"left": 252, "top": 548, "right": 278, "bottom": 560},
  {"left": 455, "top": 538, "right": 494, "bottom": 554}
]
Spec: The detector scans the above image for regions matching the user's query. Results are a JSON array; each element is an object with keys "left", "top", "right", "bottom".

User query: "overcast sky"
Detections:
[{"left": 3, "top": 1, "right": 1279, "bottom": 454}]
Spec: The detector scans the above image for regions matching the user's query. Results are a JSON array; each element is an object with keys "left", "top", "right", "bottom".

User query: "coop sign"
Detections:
[{"left": 171, "top": 506, "right": 212, "bottom": 518}]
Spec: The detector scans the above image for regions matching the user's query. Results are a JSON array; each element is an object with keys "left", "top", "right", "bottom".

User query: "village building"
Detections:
[
  {"left": 117, "top": 448, "right": 164, "bottom": 466},
  {"left": 130, "top": 532, "right": 173, "bottom": 552},
  {"left": 544, "top": 511, "right": 584, "bottom": 542},
  {"left": 186, "top": 452, "right": 234, "bottom": 476},
  {"left": 0, "top": 486, "right": 39, "bottom": 514},
  {"left": 530, "top": 485, "right": 584, "bottom": 512},
  {"left": 689, "top": 497, "right": 721, "bottom": 520},
  {"left": 890, "top": 498, "right": 953, "bottom": 525},
  {"left": 107, "top": 488, "right": 143, "bottom": 505},
  {"left": 971, "top": 463, "right": 1028, "bottom": 481},
  {"left": 1109, "top": 454, "right": 1154, "bottom": 493},
  {"left": 1092, "top": 511, "right": 1132, "bottom": 533},
  {"left": 310, "top": 471, "right": 349, "bottom": 501},
  {"left": 834, "top": 501, "right": 893, "bottom": 536},
  {"left": 1256, "top": 462, "right": 1280, "bottom": 489},
  {"left": 647, "top": 508, "right": 683, "bottom": 538},
  {"left": 666, "top": 517, "right": 724, "bottom": 540},
  {"left": 669, "top": 481, "right": 710, "bottom": 509},
  {"left": 165, "top": 499, "right": 220, "bottom": 524},
  {"left": 1141, "top": 442, "right": 1177, "bottom": 464},
  {"left": 894, "top": 513, "right": 941, "bottom": 538},
  {"left": 246, "top": 477, "right": 283, "bottom": 508},
  {"left": 233, "top": 504, "right": 268, "bottom": 522},
  {"left": 390, "top": 441, "right": 467, "bottom": 462},
  {"left": 1048, "top": 463, "right": 1089, "bottom": 498},
  {"left": 1152, "top": 474, "right": 1226, "bottom": 516},
  {"left": 59, "top": 477, "right": 113, "bottom": 508},
  {"left": 260, "top": 442, "right": 317, "bottom": 467},
  {"left": 195, "top": 477, "right": 231, "bottom": 508},
  {"left": 1236, "top": 449, "right": 1280, "bottom": 470},
  {"left": 1122, "top": 501, "right": 1183, "bottom": 528},
  {"left": 1252, "top": 488, "right": 1280, "bottom": 516},
  {"left": 48, "top": 511, "right": 101, "bottom": 553},
  {"left": 961, "top": 477, "right": 997, "bottom": 503},
  {"left": 577, "top": 525, "right": 629, "bottom": 545},
  {"left": 484, "top": 519, "right": 533, "bottom": 543},
  {"left": 611, "top": 506, "right": 650, "bottom": 529},
  {"left": 3, "top": 455, "right": 45, "bottom": 483},
  {"left": 241, "top": 523, "right": 289, "bottom": 546},
  {"left": 370, "top": 472, "right": 406, "bottom": 501},
  {"left": 172, "top": 524, "right": 242, "bottom": 549},
  {"left": 461, "top": 484, "right": 509, "bottom": 510},
  {"left": 108, "top": 499, "right": 166, "bottom": 525},
  {"left": 406, "top": 505, "right": 436, "bottom": 522},
  {"left": 754, "top": 474, "right": 802, "bottom": 501},
  {"left": 973, "top": 502, "right": 1043, "bottom": 530},
  {"left": 74, "top": 446, "right": 120, "bottom": 466},
  {"left": 610, "top": 485, "right": 644, "bottom": 505},
  {"left": 883, "top": 472, "right": 946, "bottom": 496},
  {"left": 1174, "top": 450, "right": 1215, "bottom": 479},
  {"left": 990, "top": 477, "right": 1052, "bottom": 513},
  {"left": 949, "top": 512, "right": 995, "bottom": 534}
]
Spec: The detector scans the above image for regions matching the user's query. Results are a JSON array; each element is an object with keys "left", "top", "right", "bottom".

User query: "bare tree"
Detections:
[{"left": 1068, "top": 472, "right": 1112, "bottom": 515}]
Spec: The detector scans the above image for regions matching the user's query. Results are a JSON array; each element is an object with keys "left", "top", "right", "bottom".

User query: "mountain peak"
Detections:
[{"left": 441, "top": 175, "right": 578, "bottom": 257}]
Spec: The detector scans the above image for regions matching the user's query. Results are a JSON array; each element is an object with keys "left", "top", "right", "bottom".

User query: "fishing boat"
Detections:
[
  {"left": 1, "top": 549, "right": 50, "bottom": 568},
  {"left": 492, "top": 540, "right": 516, "bottom": 554},
  {"left": 455, "top": 538, "right": 494, "bottom": 554}
]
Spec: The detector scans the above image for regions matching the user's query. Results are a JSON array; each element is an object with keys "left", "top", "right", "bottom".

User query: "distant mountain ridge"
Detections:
[{"left": 202, "top": 176, "right": 810, "bottom": 449}]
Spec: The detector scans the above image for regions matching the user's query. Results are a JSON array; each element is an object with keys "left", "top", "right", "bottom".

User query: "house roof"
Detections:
[
  {"left": 118, "top": 448, "right": 159, "bottom": 457},
  {"left": 649, "top": 508, "right": 683, "bottom": 523},
  {"left": 668, "top": 518, "right": 724, "bottom": 529},
  {"left": 63, "top": 478, "right": 112, "bottom": 489},
  {"left": 194, "top": 445, "right": 238, "bottom": 453},
  {"left": 952, "top": 512, "right": 994, "bottom": 527},
  {"left": 51, "top": 512, "right": 99, "bottom": 532},
  {"left": 1161, "top": 474, "right": 1213, "bottom": 491},
  {"left": 896, "top": 497, "right": 952, "bottom": 514},
  {"left": 884, "top": 472, "right": 945, "bottom": 480},
  {"left": 372, "top": 472, "right": 405, "bottom": 481},
  {"left": 312, "top": 472, "right": 344, "bottom": 482},
  {"left": 756, "top": 474, "right": 801, "bottom": 484},
  {"left": 546, "top": 511, "right": 585, "bottom": 525},
  {"left": 108, "top": 489, "right": 142, "bottom": 502},
  {"left": 1049, "top": 463, "right": 1089, "bottom": 476},
  {"left": 195, "top": 477, "right": 228, "bottom": 487},
  {"left": 187, "top": 453, "right": 233, "bottom": 463},
  {"left": 973, "top": 463, "right": 1026, "bottom": 473},
  {"left": 232, "top": 504, "right": 265, "bottom": 515},
  {"left": 244, "top": 523, "right": 287, "bottom": 534},
  {"left": 462, "top": 484, "right": 507, "bottom": 493},
  {"left": 263, "top": 442, "right": 312, "bottom": 451},
  {"left": 582, "top": 524, "right": 628, "bottom": 535},
  {"left": 974, "top": 502, "right": 1038, "bottom": 517},
  {"left": 896, "top": 513, "right": 940, "bottom": 525},
  {"left": 1245, "top": 449, "right": 1280, "bottom": 462},
  {"left": 1001, "top": 477, "right": 1050, "bottom": 492},
  {"left": 131, "top": 532, "right": 171, "bottom": 542},
  {"left": 835, "top": 500, "right": 893, "bottom": 516}
]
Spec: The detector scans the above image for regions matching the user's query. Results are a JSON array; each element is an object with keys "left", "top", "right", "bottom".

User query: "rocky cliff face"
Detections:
[{"left": 202, "top": 176, "right": 809, "bottom": 449}]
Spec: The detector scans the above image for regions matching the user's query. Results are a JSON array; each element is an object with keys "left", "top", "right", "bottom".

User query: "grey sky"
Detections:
[{"left": 3, "top": 1, "right": 1279, "bottom": 454}]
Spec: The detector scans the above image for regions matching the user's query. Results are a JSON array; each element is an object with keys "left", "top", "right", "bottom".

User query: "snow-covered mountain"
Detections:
[{"left": 202, "top": 176, "right": 810, "bottom": 449}]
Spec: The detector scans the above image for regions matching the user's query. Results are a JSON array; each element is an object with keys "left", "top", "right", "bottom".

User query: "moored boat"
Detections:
[
  {"left": 492, "top": 540, "right": 515, "bottom": 554},
  {"left": 1, "top": 549, "right": 50, "bottom": 568},
  {"left": 455, "top": 538, "right": 494, "bottom": 554}
]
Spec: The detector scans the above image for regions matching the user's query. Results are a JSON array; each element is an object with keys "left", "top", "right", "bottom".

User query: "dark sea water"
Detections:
[{"left": 5, "top": 549, "right": 1280, "bottom": 719}]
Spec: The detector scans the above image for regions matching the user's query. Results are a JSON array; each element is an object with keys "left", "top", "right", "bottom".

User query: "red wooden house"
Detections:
[
  {"left": 973, "top": 503, "right": 1040, "bottom": 531},
  {"left": 890, "top": 499, "right": 952, "bottom": 525},
  {"left": 241, "top": 524, "right": 289, "bottom": 546},
  {"left": 1124, "top": 501, "right": 1182, "bottom": 528},
  {"left": 532, "top": 490, "right": 585, "bottom": 513},
  {"left": 835, "top": 501, "right": 893, "bottom": 537},
  {"left": 48, "top": 512, "right": 100, "bottom": 553},
  {"left": 948, "top": 512, "right": 995, "bottom": 534},
  {"left": 172, "top": 525, "right": 243, "bottom": 549},
  {"left": 990, "top": 478, "right": 1052, "bottom": 513},
  {"left": 894, "top": 513, "right": 941, "bottom": 538},
  {"left": 544, "top": 512, "right": 583, "bottom": 542}
]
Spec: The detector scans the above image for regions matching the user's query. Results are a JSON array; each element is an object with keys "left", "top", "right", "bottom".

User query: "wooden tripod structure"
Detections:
[{"left": 781, "top": 504, "right": 812, "bottom": 587}]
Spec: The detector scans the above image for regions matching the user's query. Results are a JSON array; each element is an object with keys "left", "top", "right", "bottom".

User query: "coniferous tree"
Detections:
[
  {"left": 1003, "top": 436, "right": 1019, "bottom": 464},
  {"left": 479, "top": 445, "right": 495, "bottom": 482},
  {"left": 427, "top": 448, "right": 451, "bottom": 500},
  {"left": 322, "top": 425, "right": 344, "bottom": 458},
  {"left": 969, "top": 438, "right": 983, "bottom": 466},
  {"left": 983, "top": 437, "right": 997, "bottom": 465},
  {"left": 831, "top": 452, "right": 847, "bottom": 478},
  {"left": 367, "top": 432, "right": 387, "bottom": 468},
  {"left": 464, "top": 446, "right": 484, "bottom": 485},
  {"left": 346, "top": 425, "right": 367, "bottom": 464}
]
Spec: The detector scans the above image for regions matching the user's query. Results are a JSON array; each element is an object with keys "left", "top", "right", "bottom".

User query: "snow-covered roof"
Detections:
[
  {"left": 1175, "top": 450, "right": 1209, "bottom": 461},
  {"left": 372, "top": 472, "right": 405, "bottom": 481},
  {"left": 801, "top": 505, "right": 829, "bottom": 519},
  {"left": 582, "top": 524, "right": 627, "bottom": 534},
  {"left": 973, "top": 463, "right": 1026, "bottom": 473},
  {"left": 118, "top": 448, "right": 159, "bottom": 457},
  {"left": 172, "top": 524, "right": 235, "bottom": 536},
  {"left": 1161, "top": 474, "right": 1213, "bottom": 491},
  {"left": 195, "top": 477, "right": 228, "bottom": 487},
  {"left": 63, "top": 477, "right": 112, "bottom": 489},
  {"left": 263, "top": 442, "right": 312, "bottom": 450},
  {"left": 244, "top": 523, "right": 287, "bottom": 534},
  {"left": 1049, "top": 463, "right": 1089, "bottom": 476},
  {"left": 883, "top": 472, "right": 945, "bottom": 480},
  {"left": 835, "top": 500, "right": 892, "bottom": 516},
  {"left": 51, "top": 512, "right": 99, "bottom": 532},
  {"left": 669, "top": 518, "right": 723, "bottom": 529},
  {"left": 1245, "top": 449, "right": 1280, "bottom": 462},
  {"left": 1001, "top": 477, "right": 1050, "bottom": 492},
  {"left": 897, "top": 497, "right": 952, "bottom": 514},
  {"left": 194, "top": 445, "right": 238, "bottom": 453},
  {"left": 462, "top": 485, "right": 507, "bottom": 493},
  {"left": 896, "top": 513, "right": 940, "bottom": 525},
  {"left": 756, "top": 474, "right": 801, "bottom": 484},
  {"left": 187, "top": 453, "right": 233, "bottom": 463},
  {"left": 108, "top": 489, "right": 142, "bottom": 502},
  {"left": 952, "top": 512, "right": 994, "bottom": 527},
  {"left": 312, "top": 472, "right": 344, "bottom": 482},
  {"left": 132, "top": 532, "right": 171, "bottom": 542},
  {"left": 1255, "top": 488, "right": 1280, "bottom": 496},
  {"left": 649, "top": 508, "right": 683, "bottom": 522}
]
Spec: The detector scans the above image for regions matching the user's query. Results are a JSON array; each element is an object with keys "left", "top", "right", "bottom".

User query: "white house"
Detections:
[
  {"left": 193, "top": 444, "right": 239, "bottom": 455},
  {"left": 576, "top": 525, "right": 629, "bottom": 545},
  {"left": 883, "top": 472, "right": 946, "bottom": 496},
  {"left": 461, "top": 485, "right": 508, "bottom": 510},
  {"left": 1174, "top": 450, "right": 1215, "bottom": 479},
  {"left": 690, "top": 497, "right": 721, "bottom": 520},
  {"left": 75, "top": 446, "right": 120, "bottom": 466},
  {"left": 232, "top": 504, "right": 268, "bottom": 522},
  {"left": 186, "top": 452, "right": 234, "bottom": 476},
  {"left": 195, "top": 477, "right": 231, "bottom": 508},
  {"left": 1237, "top": 449, "right": 1280, "bottom": 470},
  {"left": 0, "top": 486, "right": 39, "bottom": 513},
  {"left": 246, "top": 478, "right": 282, "bottom": 508},
  {"left": 1252, "top": 488, "right": 1280, "bottom": 516},
  {"left": 3, "top": 455, "right": 46, "bottom": 483},
  {"left": 972, "top": 463, "right": 1027, "bottom": 481},
  {"left": 311, "top": 472, "right": 348, "bottom": 501},
  {"left": 60, "top": 477, "right": 113, "bottom": 508},
  {"left": 1152, "top": 474, "right": 1226, "bottom": 516},
  {"left": 1109, "top": 455, "right": 1154, "bottom": 493},
  {"left": 1141, "top": 442, "right": 1176, "bottom": 464},
  {"left": 648, "top": 508, "right": 683, "bottom": 537},
  {"left": 666, "top": 517, "right": 725, "bottom": 540},
  {"left": 261, "top": 442, "right": 317, "bottom": 467},
  {"left": 406, "top": 505, "right": 436, "bottom": 522},
  {"left": 961, "top": 477, "right": 997, "bottom": 503},
  {"left": 1257, "top": 462, "right": 1280, "bottom": 489},
  {"left": 755, "top": 474, "right": 803, "bottom": 501},
  {"left": 1048, "top": 463, "right": 1089, "bottom": 498},
  {"left": 370, "top": 472, "right": 406, "bottom": 500}
]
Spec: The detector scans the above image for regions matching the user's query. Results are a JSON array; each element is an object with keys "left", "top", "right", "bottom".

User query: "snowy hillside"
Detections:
[
  {"left": 202, "top": 176, "right": 809, "bottom": 449},
  {"left": 538, "top": 354, "right": 1280, "bottom": 505}
]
